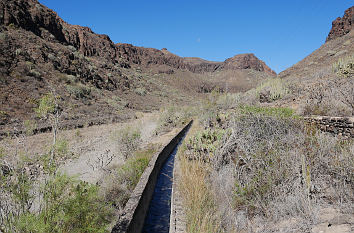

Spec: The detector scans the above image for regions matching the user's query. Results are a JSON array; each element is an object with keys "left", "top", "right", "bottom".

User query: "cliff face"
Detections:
[
  {"left": 326, "top": 6, "right": 354, "bottom": 42},
  {"left": 0, "top": 0, "right": 119, "bottom": 59}
]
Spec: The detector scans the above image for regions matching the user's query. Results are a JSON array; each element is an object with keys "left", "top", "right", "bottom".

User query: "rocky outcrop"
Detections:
[
  {"left": 326, "top": 6, "right": 354, "bottom": 42},
  {"left": 222, "top": 53, "right": 276, "bottom": 75}
]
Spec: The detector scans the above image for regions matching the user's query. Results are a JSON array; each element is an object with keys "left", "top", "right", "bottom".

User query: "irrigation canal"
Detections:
[{"left": 141, "top": 135, "right": 185, "bottom": 233}]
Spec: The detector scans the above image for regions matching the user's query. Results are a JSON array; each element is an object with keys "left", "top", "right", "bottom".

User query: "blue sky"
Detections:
[{"left": 39, "top": 0, "right": 353, "bottom": 73}]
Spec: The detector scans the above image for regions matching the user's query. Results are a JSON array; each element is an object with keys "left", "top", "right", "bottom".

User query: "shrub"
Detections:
[
  {"left": 0, "top": 147, "right": 5, "bottom": 159},
  {"left": 66, "top": 84, "right": 91, "bottom": 99},
  {"left": 156, "top": 106, "right": 194, "bottom": 133},
  {"left": 186, "top": 128, "right": 228, "bottom": 162},
  {"left": 215, "top": 93, "right": 241, "bottom": 110},
  {"left": 106, "top": 96, "right": 127, "bottom": 111},
  {"left": 1, "top": 144, "right": 113, "bottom": 233},
  {"left": 0, "top": 110, "right": 9, "bottom": 122},
  {"left": 180, "top": 105, "right": 354, "bottom": 231},
  {"left": 112, "top": 125, "right": 141, "bottom": 159},
  {"left": 202, "top": 111, "right": 353, "bottom": 230},
  {"left": 52, "top": 138, "right": 69, "bottom": 158},
  {"left": 28, "top": 69, "right": 41, "bottom": 79},
  {"left": 134, "top": 87, "right": 147, "bottom": 96}
]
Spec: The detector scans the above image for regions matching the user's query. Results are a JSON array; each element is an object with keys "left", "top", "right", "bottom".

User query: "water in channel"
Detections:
[{"left": 142, "top": 136, "right": 185, "bottom": 233}]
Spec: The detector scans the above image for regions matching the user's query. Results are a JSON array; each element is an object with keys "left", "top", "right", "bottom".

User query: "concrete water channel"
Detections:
[
  {"left": 142, "top": 136, "right": 184, "bottom": 232},
  {"left": 112, "top": 121, "right": 192, "bottom": 233}
]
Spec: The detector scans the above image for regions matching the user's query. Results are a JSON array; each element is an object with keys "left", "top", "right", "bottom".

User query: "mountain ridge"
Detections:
[{"left": 0, "top": 0, "right": 275, "bottom": 75}]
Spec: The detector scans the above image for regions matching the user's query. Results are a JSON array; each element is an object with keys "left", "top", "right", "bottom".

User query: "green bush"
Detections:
[
  {"left": 34, "top": 93, "right": 57, "bottom": 118},
  {"left": 101, "top": 146, "right": 156, "bottom": 209},
  {"left": 9, "top": 174, "right": 113, "bottom": 233},
  {"left": 0, "top": 110, "right": 9, "bottom": 122},
  {"left": 52, "top": 138, "right": 69, "bottom": 158},
  {"left": 0, "top": 147, "right": 5, "bottom": 159}
]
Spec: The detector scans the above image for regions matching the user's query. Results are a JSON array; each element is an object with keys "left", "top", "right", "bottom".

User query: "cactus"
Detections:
[{"left": 332, "top": 55, "right": 354, "bottom": 78}]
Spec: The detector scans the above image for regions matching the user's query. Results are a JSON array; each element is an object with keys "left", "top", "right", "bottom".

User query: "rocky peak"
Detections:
[
  {"left": 326, "top": 6, "right": 354, "bottom": 42},
  {"left": 223, "top": 53, "right": 276, "bottom": 75}
]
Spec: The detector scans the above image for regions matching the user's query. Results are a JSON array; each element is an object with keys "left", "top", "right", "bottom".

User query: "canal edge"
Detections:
[
  {"left": 169, "top": 146, "right": 187, "bottom": 233},
  {"left": 111, "top": 120, "right": 193, "bottom": 233}
]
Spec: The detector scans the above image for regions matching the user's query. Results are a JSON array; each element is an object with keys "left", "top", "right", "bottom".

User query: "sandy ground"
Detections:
[
  {"left": 0, "top": 111, "right": 181, "bottom": 184},
  {"left": 60, "top": 112, "right": 159, "bottom": 183}
]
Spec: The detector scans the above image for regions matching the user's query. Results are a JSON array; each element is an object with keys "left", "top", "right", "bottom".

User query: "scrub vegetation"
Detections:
[{"left": 177, "top": 88, "right": 353, "bottom": 232}]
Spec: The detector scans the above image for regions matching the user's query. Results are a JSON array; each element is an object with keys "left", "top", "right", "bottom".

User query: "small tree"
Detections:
[{"left": 35, "top": 92, "right": 61, "bottom": 161}]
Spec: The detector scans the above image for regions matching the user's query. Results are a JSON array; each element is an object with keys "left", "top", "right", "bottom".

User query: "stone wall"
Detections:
[
  {"left": 111, "top": 121, "right": 192, "bottom": 233},
  {"left": 304, "top": 116, "right": 354, "bottom": 138}
]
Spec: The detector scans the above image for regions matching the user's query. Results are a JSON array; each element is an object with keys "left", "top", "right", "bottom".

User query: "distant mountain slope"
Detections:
[{"left": 0, "top": 0, "right": 274, "bottom": 136}]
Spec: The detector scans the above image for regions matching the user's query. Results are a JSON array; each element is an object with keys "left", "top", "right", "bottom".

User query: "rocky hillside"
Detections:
[
  {"left": 0, "top": 0, "right": 274, "bottom": 137},
  {"left": 278, "top": 6, "right": 353, "bottom": 116}
]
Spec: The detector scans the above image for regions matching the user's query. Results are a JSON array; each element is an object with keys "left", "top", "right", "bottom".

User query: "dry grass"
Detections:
[{"left": 177, "top": 122, "right": 223, "bottom": 233}]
